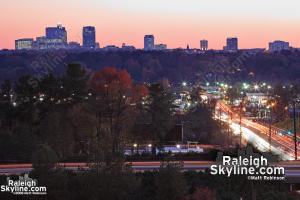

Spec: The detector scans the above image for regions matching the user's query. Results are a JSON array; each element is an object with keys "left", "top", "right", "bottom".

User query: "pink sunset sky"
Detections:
[{"left": 1, "top": 0, "right": 300, "bottom": 49}]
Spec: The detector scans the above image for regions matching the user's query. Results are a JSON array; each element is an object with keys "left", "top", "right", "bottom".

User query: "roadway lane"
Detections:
[
  {"left": 0, "top": 161, "right": 210, "bottom": 175},
  {"left": 1, "top": 161, "right": 300, "bottom": 178},
  {"left": 216, "top": 101, "right": 300, "bottom": 160}
]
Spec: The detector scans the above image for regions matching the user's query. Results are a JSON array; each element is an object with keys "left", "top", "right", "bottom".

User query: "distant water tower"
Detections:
[{"left": 200, "top": 40, "right": 208, "bottom": 51}]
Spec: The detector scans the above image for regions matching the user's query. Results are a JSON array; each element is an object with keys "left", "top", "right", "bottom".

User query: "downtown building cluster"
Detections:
[{"left": 15, "top": 24, "right": 99, "bottom": 50}]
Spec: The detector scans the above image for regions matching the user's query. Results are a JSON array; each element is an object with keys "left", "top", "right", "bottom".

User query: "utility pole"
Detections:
[
  {"left": 269, "top": 107, "right": 272, "bottom": 152},
  {"left": 181, "top": 121, "right": 184, "bottom": 143},
  {"left": 268, "top": 102, "right": 276, "bottom": 152},
  {"left": 293, "top": 101, "right": 297, "bottom": 160},
  {"left": 239, "top": 102, "right": 242, "bottom": 147},
  {"left": 251, "top": 181, "right": 256, "bottom": 200},
  {"left": 227, "top": 110, "right": 231, "bottom": 147}
]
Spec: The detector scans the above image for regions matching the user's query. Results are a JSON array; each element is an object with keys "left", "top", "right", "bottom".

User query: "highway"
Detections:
[
  {"left": 0, "top": 162, "right": 210, "bottom": 175},
  {"left": 1, "top": 161, "right": 300, "bottom": 179},
  {"left": 216, "top": 100, "right": 299, "bottom": 160}
]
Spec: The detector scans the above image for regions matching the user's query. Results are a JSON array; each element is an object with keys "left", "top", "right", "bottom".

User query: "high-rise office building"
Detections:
[
  {"left": 225, "top": 37, "right": 238, "bottom": 51},
  {"left": 83, "top": 26, "right": 96, "bottom": 48},
  {"left": 15, "top": 38, "right": 34, "bottom": 50},
  {"left": 200, "top": 40, "right": 208, "bottom": 51},
  {"left": 144, "top": 35, "right": 155, "bottom": 50},
  {"left": 46, "top": 24, "right": 67, "bottom": 43},
  {"left": 45, "top": 24, "right": 68, "bottom": 48},
  {"left": 269, "top": 40, "right": 289, "bottom": 52}
]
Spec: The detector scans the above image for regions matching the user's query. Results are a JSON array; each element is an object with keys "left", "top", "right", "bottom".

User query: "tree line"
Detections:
[
  {"left": 0, "top": 63, "right": 224, "bottom": 163},
  {"left": 2, "top": 50, "right": 300, "bottom": 85}
]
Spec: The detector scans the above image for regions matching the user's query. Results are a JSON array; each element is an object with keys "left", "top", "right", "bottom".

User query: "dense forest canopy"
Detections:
[{"left": 0, "top": 49, "right": 300, "bottom": 84}]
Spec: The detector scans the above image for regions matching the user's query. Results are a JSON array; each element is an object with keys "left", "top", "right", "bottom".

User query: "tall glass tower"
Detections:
[{"left": 83, "top": 26, "right": 96, "bottom": 49}]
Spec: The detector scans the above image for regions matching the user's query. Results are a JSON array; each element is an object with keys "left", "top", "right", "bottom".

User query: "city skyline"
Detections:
[
  {"left": 12, "top": 24, "right": 293, "bottom": 51},
  {"left": 1, "top": 0, "right": 300, "bottom": 49}
]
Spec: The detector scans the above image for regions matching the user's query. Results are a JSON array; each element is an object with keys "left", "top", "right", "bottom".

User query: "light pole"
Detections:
[{"left": 268, "top": 102, "right": 275, "bottom": 152}]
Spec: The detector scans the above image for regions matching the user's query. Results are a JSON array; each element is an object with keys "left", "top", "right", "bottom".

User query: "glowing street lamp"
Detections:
[
  {"left": 242, "top": 83, "right": 249, "bottom": 90},
  {"left": 182, "top": 82, "right": 187, "bottom": 87},
  {"left": 271, "top": 102, "right": 276, "bottom": 107}
]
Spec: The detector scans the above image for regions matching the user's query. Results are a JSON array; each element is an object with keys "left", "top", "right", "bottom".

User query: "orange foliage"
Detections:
[
  {"left": 90, "top": 67, "right": 132, "bottom": 95},
  {"left": 132, "top": 84, "right": 149, "bottom": 102}
]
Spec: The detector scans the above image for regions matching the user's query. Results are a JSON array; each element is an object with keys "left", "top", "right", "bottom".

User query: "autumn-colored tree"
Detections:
[
  {"left": 131, "top": 84, "right": 149, "bottom": 103},
  {"left": 90, "top": 67, "right": 132, "bottom": 95},
  {"left": 89, "top": 67, "right": 136, "bottom": 168}
]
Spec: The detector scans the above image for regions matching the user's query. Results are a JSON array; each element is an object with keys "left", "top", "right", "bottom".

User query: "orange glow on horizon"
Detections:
[{"left": 1, "top": 0, "right": 300, "bottom": 49}]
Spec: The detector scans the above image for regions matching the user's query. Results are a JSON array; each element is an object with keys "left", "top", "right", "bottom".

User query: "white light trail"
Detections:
[{"left": 230, "top": 122, "right": 293, "bottom": 160}]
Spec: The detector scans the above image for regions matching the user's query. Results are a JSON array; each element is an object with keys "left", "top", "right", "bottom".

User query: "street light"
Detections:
[
  {"left": 271, "top": 102, "right": 276, "bottom": 107},
  {"left": 242, "top": 83, "right": 248, "bottom": 89}
]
